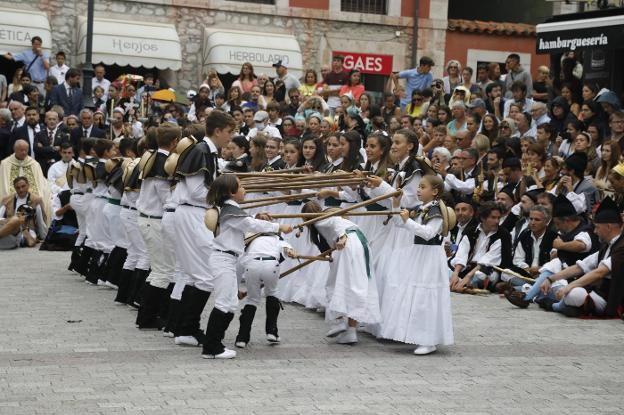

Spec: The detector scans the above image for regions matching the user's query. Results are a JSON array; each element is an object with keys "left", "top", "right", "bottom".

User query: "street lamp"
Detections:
[{"left": 81, "top": 0, "right": 95, "bottom": 110}]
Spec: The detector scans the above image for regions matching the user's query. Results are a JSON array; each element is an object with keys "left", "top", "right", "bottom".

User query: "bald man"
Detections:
[{"left": 0, "top": 140, "right": 51, "bottom": 224}]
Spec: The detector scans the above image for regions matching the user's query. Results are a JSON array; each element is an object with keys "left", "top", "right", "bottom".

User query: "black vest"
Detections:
[
  {"left": 557, "top": 222, "right": 598, "bottom": 266},
  {"left": 465, "top": 226, "right": 512, "bottom": 268},
  {"left": 517, "top": 228, "right": 558, "bottom": 267},
  {"left": 176, "top": 140, "right": 218, "bottom": 188},
  {"left": 144, "top": 152, "right": 169, "bottom": 180},
  {"left": 106, "top": 163, "right": 125, "bottom": 195},
  {"left": 449, "top": 218, "right": 478, "bottom": 245}
]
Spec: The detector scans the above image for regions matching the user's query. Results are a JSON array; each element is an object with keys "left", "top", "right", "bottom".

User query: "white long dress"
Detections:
[
  {"left": 314, "top": 216, "right": 381, "bottom": 325},
  {"left": 378, "top": 201, "right": 454, "bottom": 346}
]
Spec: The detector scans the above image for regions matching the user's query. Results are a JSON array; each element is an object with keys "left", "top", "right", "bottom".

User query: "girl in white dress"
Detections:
[
  {"left": 301, "top": 201, "right": 381, "bottom": 345},
  {"left": 378, "top": 175, "right": 454, "bottom": 355}
]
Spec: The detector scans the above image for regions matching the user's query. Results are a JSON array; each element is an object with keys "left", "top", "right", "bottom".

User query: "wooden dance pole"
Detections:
[
  {"left": 295, "top": 190, "right": 402, "bottom": 230},
  {"left": 492, "top": 266, "right": 536, "bottom": 283}
]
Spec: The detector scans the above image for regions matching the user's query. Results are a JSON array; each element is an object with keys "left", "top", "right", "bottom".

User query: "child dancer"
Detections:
[
  {"left": 202, "top": 175, "right": 292, "bottom": 359},
  {"left": 234, "top": 233, "right": 296, "bottom": 348},
  {"left": 379, "top": 175, "right": 454, "bottom": 355},
  {"left": 301, "top": 201, "right": 381, "bottom": 345}
]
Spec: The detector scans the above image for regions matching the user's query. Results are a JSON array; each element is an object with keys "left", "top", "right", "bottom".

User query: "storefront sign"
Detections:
[
  {"left": 227, "top": 49, "right": 291, "bottom": 66},
  {"left": 333, "top": 51, "right": 393, "bottom": 75},
  {"left": 536, "top": 15, "right": 624, "bottom": 54},
  {"left": 112, "top": 38, "right": 159, "bottom": 55}
]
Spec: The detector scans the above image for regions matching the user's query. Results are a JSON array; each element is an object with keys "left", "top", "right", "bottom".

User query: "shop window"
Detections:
[
  {"left": 341, "top": 0, "right": 388, "bottom": 15},
  {"left": 226, "top": 0, "right": 276, "bottom": 4}
]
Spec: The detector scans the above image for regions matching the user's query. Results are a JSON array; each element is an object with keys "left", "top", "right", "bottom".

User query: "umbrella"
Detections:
[{"left": 150, "top": 89, "right": 176, "bottom": 103}]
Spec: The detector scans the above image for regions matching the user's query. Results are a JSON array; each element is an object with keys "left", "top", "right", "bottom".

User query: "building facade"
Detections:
[{"left": 0, "top": 0, "right": 450, "bottom": 93}]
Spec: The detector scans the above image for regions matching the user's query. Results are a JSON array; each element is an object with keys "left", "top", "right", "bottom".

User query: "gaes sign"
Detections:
[{"left": 333, "top": 51, "right": 393, "bottom": 75}]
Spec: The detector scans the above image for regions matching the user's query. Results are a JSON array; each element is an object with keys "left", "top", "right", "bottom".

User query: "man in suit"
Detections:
[
  {"left": 11, "top": 106, "right": 42, "bottom": 160},
  {"left": 34, "top": 110, "right": 70, "bottom": 175},
  {"left": 48, "top": 68, "right": 83, "bottom": 117},
  {"left": 69, "top": 109, "right": 105, "bottom": 156},
  {"left": 0, "top": 108, "right": 13, "bottom": 161}
]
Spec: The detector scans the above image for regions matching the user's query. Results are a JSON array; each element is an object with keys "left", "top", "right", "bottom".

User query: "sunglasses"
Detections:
[{"left": 499, "top": 125, "right": 510, "bottom": 129}]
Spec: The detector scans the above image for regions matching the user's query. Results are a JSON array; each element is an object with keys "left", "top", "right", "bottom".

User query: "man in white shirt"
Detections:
[
  {"left": 47, "top": 143, "right": 73, "bottom": 197},
  {"left": 450, "top": 201, "right": 511, "bottom": 291},
  {"left": 540, "top": 198, "right": 623, "bottom": 317},
  {"left": 92, "top": 65, "right": 111, "bottom": 101},
  {"left": 136, "top": 124, "right": 178, "bottom": 330},
  {"left": 48, "top": 51, "right": 70, "bottom": 85},
  {"left": 247, "top": 111, "right": 281, "bottom": 140}
]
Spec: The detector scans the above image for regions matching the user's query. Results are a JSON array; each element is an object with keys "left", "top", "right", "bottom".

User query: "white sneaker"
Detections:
[
  {"left": 266, "top": 333, "right": 280, "bottom": 343},
  {"left": 174, "top": 336, "right": 199, "bottom": 347},
  {"left": 235, "top": 341, "right": 247, "bottom": 348},
  {"left": 162, "top": 331, "right": 174, "bottom": 338},
  {"left": 336, "top": 327, "right": 358, "bottom": 344},
  {"left": 104, "top": 281, "right": 118, "bottom": 290},
  {"left": 325, "top": 319, "right": 347, "bottom": 337},
  {"left": 413, "top": 345, "right": 437, "bottom": 355},
  {"left": 202, "top": 348, "right": 236, "bottom": 359}
]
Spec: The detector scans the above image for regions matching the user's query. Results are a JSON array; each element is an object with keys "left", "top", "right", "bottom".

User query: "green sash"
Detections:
[{"left": 346, "top": 227, "right": 371, "bottom": 279}]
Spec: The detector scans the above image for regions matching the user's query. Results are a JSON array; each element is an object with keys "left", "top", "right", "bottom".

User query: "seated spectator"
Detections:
[{"left": 0, "top": 176, "right": 48, "bottom": 245}]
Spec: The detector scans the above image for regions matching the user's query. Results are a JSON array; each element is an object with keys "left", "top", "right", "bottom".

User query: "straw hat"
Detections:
[{"left": 204, "top": 207, "right": 220, "bottom": 235}]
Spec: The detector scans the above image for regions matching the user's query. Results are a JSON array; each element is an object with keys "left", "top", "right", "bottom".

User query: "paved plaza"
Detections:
[{"left": 1, "top": 248, "right": 624, "bottom": 414}]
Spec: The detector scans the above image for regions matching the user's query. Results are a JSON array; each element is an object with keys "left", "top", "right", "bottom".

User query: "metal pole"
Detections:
[
  {"left": 81, "top": 0, "right": 95, "bottom": 109},
  {"left": 411, "top": 0, "right": 420, "bottom": 68}
]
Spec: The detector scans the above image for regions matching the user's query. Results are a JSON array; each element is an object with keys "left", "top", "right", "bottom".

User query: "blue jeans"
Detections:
[{"left": 523, "top": 271, "right": 553, "bottom": 301}]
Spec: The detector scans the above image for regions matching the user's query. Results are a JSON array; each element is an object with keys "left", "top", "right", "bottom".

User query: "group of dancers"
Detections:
[{"left": 64, "top": 110, "right": 454, "bottom": 359}]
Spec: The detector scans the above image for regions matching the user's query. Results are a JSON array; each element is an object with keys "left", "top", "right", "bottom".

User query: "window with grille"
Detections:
[
  {"left": 226, "top": 0, "right": 275, "bottom": 4},
  {"left": 341, "top": 0, "right": 388, "bottom": 14}
]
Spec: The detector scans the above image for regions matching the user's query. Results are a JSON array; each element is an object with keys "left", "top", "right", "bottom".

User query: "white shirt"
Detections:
[
  {"left": 451, "top": 225, "right": 502, "bottom": 269},
  {"left": 176, "top": 137, "right": 218, "bottom": 207},
  {"left": 136, "top": 149, "right": 171, "bottom": 217},
  {"left": 92, "top": 77, "right": 111, "bottom": 100},
  {"left": 49, "top": 64, "right": 69, "bottom": 85},
  {"left": 244, "top": 234, "right": 292, "bottom": 261},
  {"left": 444, "top": 173, "right": 475, "bottom": 194},
  {"left": 47, "top": 159, "right": 70, "bottom": 196},
  {"left": 513, "top": 230, "right": 545, "bottom": 269},
  {"left": 25, "top": 123, "right": 41, "bottom": 158},
  {"left": 212, "top": 200, "right": 280, "bottom": 255},
  {"left": 64, "top": 81, "right": 73, "bottom": 97},
  {"left": 576, "top": 235, "right": 618, "bottom": 274},
  {"left": 247, "top": 125, "right": 282, "bottom": 140}
]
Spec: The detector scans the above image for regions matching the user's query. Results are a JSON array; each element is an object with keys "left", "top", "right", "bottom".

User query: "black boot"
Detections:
[
  {"left": 127, "top": 269, "right": 150, "bottom": 307},
  {"left": 174, "top": 285, "right": 211, "bottom": 345},
  {"left": 68, "top": 245, "right": 82, "bottom": 272},
  {"left": 235, "top": 304, "right": 257, "bottom": 348},
  {"left": 85, "top": 250, "right": 103, "bottom": 284},
  {"left": 114, "top": 268, "right": 135, "bottom": 304},
  {"left": 265, "top": 296, "right": 282, "bottom": 342},
  {"left": 104, "top": 247, "right": 127, "bottom": 286},
  {"left": 74, "top": 245, "right": 95, "bottom": 276},
  {"left": 202, "top": 308, "right": 235, "bottom": 357},
  {"left": 159, "top": 284, "right": 175, "bottom": 325},
  {"left": 163, "top": 297, "right": 181, "bottom": 336},
  {"left": 136, "top": 283, "right": 167, "bottom": 329}
]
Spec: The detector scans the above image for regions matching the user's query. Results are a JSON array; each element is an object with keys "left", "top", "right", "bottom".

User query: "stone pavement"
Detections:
[{"left": 1, "top": 248, "right": 624, "bottom": 415}]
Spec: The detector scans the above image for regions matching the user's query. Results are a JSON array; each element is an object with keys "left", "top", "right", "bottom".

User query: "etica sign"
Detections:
[{"left": 333, "top": 51, "right": 393, "bottom": 75}]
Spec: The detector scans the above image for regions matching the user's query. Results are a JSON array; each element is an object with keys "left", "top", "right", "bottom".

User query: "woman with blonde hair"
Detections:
[
  {"left": 594, "top": 140, "right": 622, "bottom": 199},
  {"left": 443, "top": 60, "right": 462, "bottom": 95}
]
